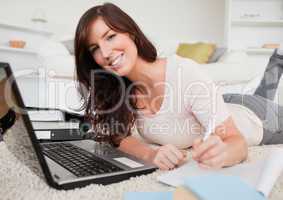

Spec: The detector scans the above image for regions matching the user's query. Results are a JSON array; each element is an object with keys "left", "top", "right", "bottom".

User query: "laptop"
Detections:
[{"left": 0, "top": 62, "right": 157, "bottom": 190}]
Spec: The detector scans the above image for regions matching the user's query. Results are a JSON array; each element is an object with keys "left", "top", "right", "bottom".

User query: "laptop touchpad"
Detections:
[{"left": 114, "top": 157, "right": 144, "bottom": 168}]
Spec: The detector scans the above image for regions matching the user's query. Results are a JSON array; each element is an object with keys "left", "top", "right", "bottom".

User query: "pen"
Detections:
[{"left": 202, "top": 125, "right": 213, "bottom": 141}]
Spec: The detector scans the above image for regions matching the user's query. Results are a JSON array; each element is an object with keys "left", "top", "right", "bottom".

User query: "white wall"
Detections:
[{"left": 0, "top": 0, "right": 226, "bottom": 48}]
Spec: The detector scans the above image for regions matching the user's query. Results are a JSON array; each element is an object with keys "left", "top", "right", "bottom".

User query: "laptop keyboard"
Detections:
[{"left": 41, "top": 142, "right": 123, "bottom": 177}]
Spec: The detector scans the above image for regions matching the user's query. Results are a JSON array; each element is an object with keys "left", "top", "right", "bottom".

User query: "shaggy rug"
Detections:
[{"left": 1, "top": 126, "right": 283, "bottom": 200}]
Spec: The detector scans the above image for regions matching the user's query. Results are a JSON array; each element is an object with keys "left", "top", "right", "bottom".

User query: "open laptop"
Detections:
[{"left": 0, "top": 62, "right": 157, "bottom": 190}]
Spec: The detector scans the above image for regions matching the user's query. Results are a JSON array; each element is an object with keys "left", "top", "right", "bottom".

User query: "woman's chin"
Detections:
[{"left": 111, "top": 66, "right": 131, "bottom": 77}]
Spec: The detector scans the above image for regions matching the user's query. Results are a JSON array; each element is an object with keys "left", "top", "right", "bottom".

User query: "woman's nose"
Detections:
[{"left": 100, "top": 43, "right": 111, "bottom": 59}]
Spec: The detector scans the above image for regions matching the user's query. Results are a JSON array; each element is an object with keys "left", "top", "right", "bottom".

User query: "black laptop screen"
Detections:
[{"left": 0, "top": 64, "right": 50, "bottom": 180}]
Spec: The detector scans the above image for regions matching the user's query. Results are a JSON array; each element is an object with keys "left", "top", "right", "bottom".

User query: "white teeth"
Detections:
[{"left": 111, "top": 54, "right": 123, "bottom": 67}]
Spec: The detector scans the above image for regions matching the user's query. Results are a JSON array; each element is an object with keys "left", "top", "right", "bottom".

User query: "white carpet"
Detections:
[{"left": 1, "top": 133, "right": 283, "bottom": 200}]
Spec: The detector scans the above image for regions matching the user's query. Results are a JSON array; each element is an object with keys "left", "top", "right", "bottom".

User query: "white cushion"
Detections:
[
  {"left": 199, "top": 62, "right": 257, "bottom": 83},
  {"left": 218, "top": 50, "right": 248, "bottom": 64}
]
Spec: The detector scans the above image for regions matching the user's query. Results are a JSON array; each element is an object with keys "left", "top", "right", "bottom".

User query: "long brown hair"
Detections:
[{"left": 74, "top": 3, "right": 157, "bottom": 146}]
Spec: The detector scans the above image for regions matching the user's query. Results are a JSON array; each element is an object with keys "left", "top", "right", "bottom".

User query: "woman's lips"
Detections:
[{"left": 110, "top": 54, "right": 124, "bottom": 69}]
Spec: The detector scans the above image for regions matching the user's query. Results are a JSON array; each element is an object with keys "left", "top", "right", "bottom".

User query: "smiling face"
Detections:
[{"left": 87, "top": 17, "right": 138, "bottom": 76}]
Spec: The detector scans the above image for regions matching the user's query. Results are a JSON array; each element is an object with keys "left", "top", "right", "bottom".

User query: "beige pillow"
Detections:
[{"left": 176, "top": 42, "right": 216, "bottom": 64}]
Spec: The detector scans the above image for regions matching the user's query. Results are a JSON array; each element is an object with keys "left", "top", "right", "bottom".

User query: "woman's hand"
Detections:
[
  {"left": 192, "top": 135, "right": 228, "bottom": 169},
  {"left": 152, "top": 144, "right": 187, "bottom": 170}
]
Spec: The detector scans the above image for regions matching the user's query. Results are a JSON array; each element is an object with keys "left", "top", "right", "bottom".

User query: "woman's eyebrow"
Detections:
[
  {"left": 88, "top": 29, "right": 111, "bottom": 49},
  {"left": 101, "top": 29, "right": 111, "bottom": 39}
]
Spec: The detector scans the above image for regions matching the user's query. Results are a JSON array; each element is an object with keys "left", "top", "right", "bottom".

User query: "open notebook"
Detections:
[{"left": 157, "top": 148, "right": 283, "bottom": 197}]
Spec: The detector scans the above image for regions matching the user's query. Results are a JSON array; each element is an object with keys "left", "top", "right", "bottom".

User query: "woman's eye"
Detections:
[
  {"left": 89, "top": 46, "right": 99, "bottom": 54},
  {"left": 107, "top": 34, "right": 116, "bottom": 41}
]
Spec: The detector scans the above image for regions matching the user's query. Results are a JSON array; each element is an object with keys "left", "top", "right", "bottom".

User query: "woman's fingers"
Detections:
[
  {"left": 154, "top": 157, "right": 171, "bottom": 171},
  {"left": 153, "top": 136, "right": 226, "bottom": 170},
  {"left": 192, "top": 135, "right": 228, "bottom": 169},
  {"left": 199, "top": 152, "right": 227, "bottom": 169},
  {"left": 159, "top": 153, "right": 175, "bottom": 169},
  {"left": 198, "top": 162, "right": 212, "bottom": 170},
  {"left": 192, "top": 136, "right": 220, "bottom": 160},
  {"left": 167, "top": 144, "right": 186, "bottom": 160},
  {"left": 163, "top": 151, "right": 179, "bottom": 166},
  {"left": 180, "top": 150, "right": 188, "bottom": 158},
  {"left": 164, "top": 146, "right": 184, "bottom": 166},
  {"left": 192, "top": 137, "right": 202, "bottom": 149},
  {"left": 153, "top": 144, "right": 188, "bottom": 170},
  {"left": 199, "top": 143, "right": 225, "bottom": 161},
  {"left": 158, "top": 161, "right": 170, "bottom": 171}
]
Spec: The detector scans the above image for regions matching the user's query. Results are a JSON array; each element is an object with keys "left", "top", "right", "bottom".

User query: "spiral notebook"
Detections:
[{"left": 157, "top": 148, "right": 283, "bottom": 197}]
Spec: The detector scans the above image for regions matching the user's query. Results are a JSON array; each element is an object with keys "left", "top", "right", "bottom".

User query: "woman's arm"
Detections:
[
  {"left": 192, "top": 116, "right": 248, "bottom": 168},
  {"left": 118, "top": 136, "right": 187, "bottom": 170},
  {"left": 118, "top": 136, "right": 157, "bottom": 162}
]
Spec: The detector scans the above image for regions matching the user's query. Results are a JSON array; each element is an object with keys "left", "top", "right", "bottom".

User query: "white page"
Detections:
[
  {"left": 34, "top": 131, "right": 51, "bottom": 140},
  {"left": 157, "top": 148, "right": 283, "bottom": 197},
  {"left": 158, "top": 160, "right": 264, "bottom": 188},
  {"left": 28, "top": 110, "right": 65, "bottom": 121},
  {"left": 32, "top": 121, "right": 79, "bottom": 130},
  {"left": 256, "top": 148, "right": 283, "bottom": 196}
]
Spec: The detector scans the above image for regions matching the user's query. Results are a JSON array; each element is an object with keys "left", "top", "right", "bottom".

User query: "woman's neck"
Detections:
[{"left": 126, "top": 57, "right": 166, "bottom": 90}]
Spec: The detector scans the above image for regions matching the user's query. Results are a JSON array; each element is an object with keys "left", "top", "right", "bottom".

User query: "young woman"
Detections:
[{"left": 74, "top": 3, "right": 283, "bottom": 170}]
